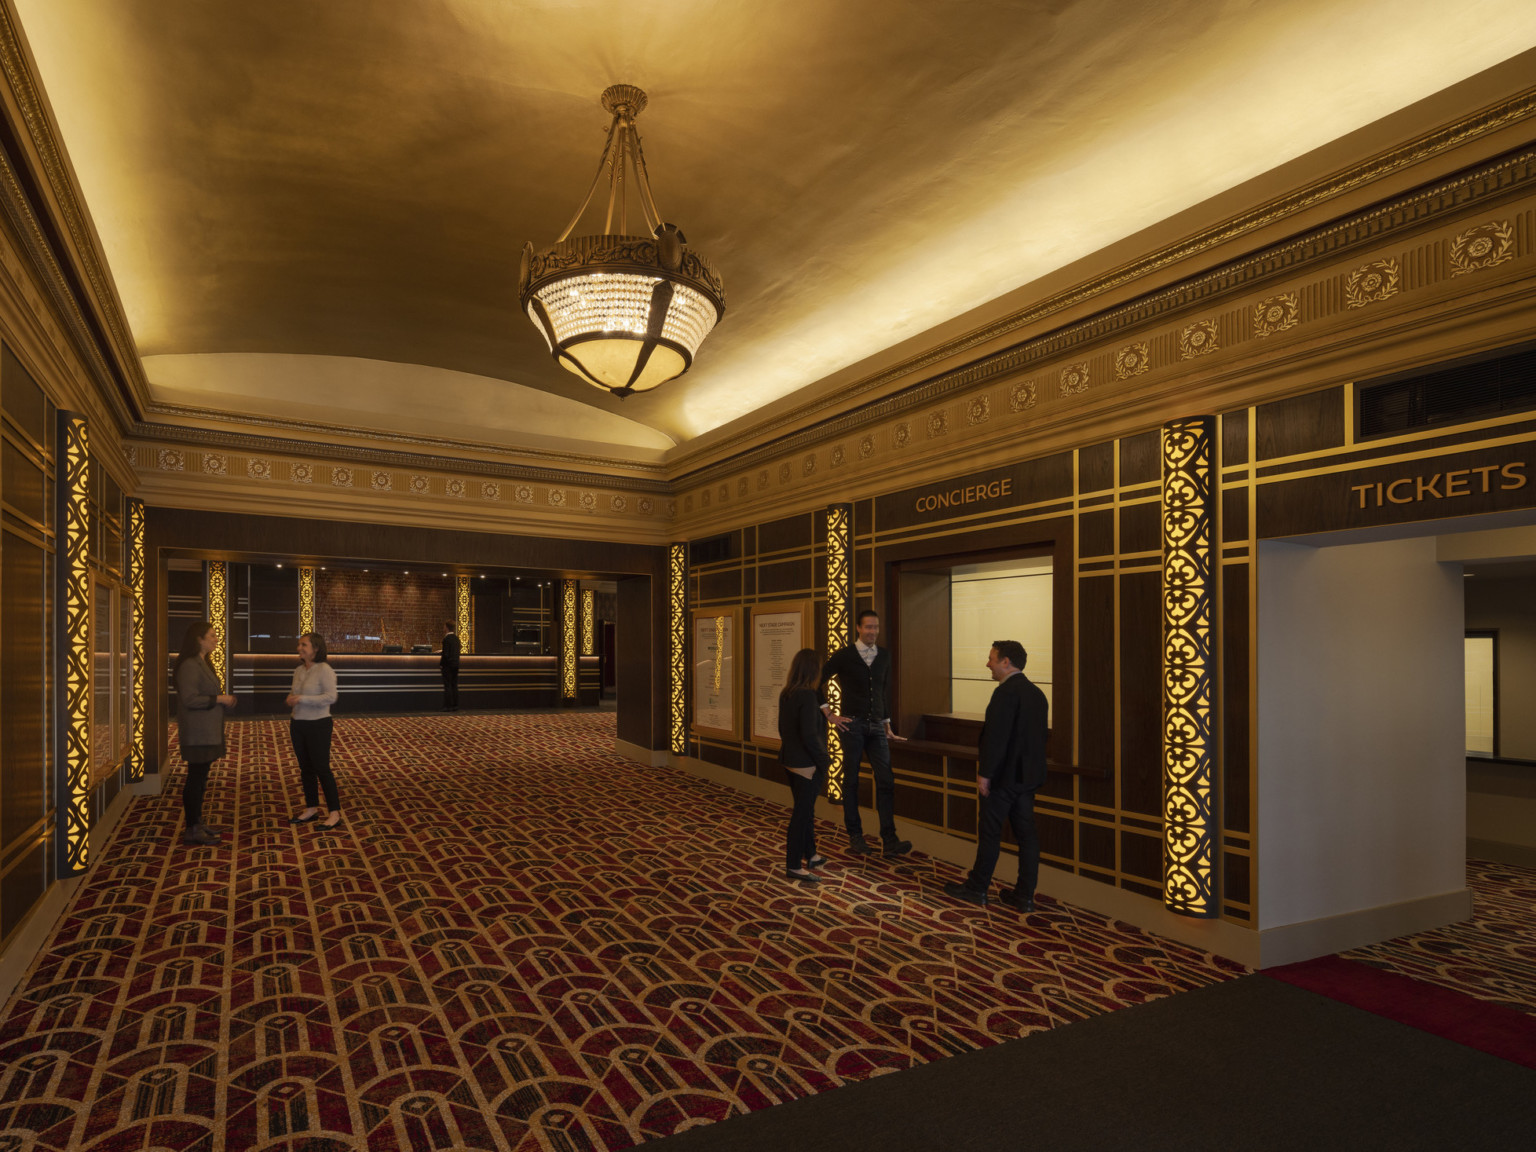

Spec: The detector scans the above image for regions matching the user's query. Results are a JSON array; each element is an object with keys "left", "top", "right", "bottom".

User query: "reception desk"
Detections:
[{"left": 230, "top": 653, "right": 601, "bottom": 714}]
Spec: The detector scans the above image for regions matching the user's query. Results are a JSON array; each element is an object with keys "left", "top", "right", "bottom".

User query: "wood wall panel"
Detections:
[
  {"left": 1, "top": 535, "right": 46, "bottom": 851},
  {"left": 1255, "top": 386, "right": 1345, "bottom": 459},
  {"left": 1118, "top": 503, "right": 1159, "bottom": 554},
  {"left": 1079, "top": 443, "right": 1115, "bottom": 492},
  {"left": 1119, "top": 431, "right": 1161, "bottom": 486},
  {"left": 1118, "top": 571, "right": 1161, "bottom": 817},
  {"left": 758, "top": 513, "right": 813, "bottom": 554},
  {"left": 1223, "top": 563, "right": 1251, "bottom": 834},
  {"left": 1079, "top": 510, "right": 1113, "bottom": 557},
  {"left": 1221, "top": 409, "right": 1249, "bottom": 466},
  {"left": 1119, "top": 830, "right": 1162, "bottom": 882},
  {"left": 1079, "top": 821, "right": 1115, "bottom": 870},
  {"left": 1077, "top": 577, "right": 1114, "bottom": 779}
]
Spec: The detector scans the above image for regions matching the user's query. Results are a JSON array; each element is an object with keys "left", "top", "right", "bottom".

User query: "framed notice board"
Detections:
[
  {"left": 749, "top": 600, "right": 814, "bottom": 747},
  {"left": 691, "top": 607, "right": 741, "bottom": 740}
]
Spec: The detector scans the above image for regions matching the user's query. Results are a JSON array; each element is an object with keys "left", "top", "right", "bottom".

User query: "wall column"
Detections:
[
  {"left": 56, "top": 412, "right": 91, "bottom": 875},
  {"left": 205, "top": 560, "right": 230, "bottom": 691},
  {"left": 298, "top": 566, "right": 316, "bottom": 636},
  {"left": 580, "top": 587, "right": 595, "bottom": 656},
  {"left": 668, "top": 543, "right": 687, "bottom": 755},
  {"left": 1161, "top": 416, "right": 1218, "bottom": 918},
  {"left": 456, "top": 574, "right": 473, "bottom": 653},
  {"left": 824, "top": 504, "right": 852, "bottom": 799},
  {"left": 559, "top": 578, "right": 579, "bottom": 703},
  {"left": 126, "top": 497, "right": 146, "bottom": 782}
]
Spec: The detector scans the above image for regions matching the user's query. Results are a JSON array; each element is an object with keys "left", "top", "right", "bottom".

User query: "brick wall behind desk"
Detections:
[{"left": 316, "top": 570, "right": 454, "bottom": 652}]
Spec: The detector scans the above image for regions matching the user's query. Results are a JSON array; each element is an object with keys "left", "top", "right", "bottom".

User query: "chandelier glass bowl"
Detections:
[{"left": 519, "top": 85, "right": 725, "bottom": 398}]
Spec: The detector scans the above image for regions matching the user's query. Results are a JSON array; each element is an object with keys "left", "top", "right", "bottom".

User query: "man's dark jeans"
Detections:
[
  {"left": 965, "top": 779, "right": 1039, "bottom": 897},
  {"left": 837, "top": 719, "right": 896, "bottom": 839}
]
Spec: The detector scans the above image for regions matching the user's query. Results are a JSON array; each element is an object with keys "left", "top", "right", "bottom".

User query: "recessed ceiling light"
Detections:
[{"left": 276, "top": 563, "right": 283, "bottom": 568}]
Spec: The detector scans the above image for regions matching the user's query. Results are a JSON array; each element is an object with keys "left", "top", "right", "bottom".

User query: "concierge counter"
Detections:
[{"left": 229, "top": 653, "right": 601, "bottom": 714}]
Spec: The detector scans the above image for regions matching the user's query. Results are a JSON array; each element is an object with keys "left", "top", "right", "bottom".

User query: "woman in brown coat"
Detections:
[{"left": 173, "top": 621, "right": 236, "bottom": 846}]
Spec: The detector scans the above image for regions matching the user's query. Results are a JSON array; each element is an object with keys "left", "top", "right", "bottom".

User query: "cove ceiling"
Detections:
[{"left": 15, "top": 0, "right": 1536, "bottom": 465}]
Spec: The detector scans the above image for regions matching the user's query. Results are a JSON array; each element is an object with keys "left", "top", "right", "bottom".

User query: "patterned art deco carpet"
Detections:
[
  {"left": 1, "top": 711, "right": 1253, "bottom": 1151},
  {"left": 1345, "top": 858, "right": 1536, "bottom": 1017}
]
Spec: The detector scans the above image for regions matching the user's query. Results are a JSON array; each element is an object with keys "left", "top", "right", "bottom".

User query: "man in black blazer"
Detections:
[
  {"left": 944, "top": 639, "right": 1049, "bottom": 911},
  {"left": 440, "top": 622, "right": 461, "bottom": 712},
  {"left": 819, "top": 609, "right": 912, "bottom": 857}
]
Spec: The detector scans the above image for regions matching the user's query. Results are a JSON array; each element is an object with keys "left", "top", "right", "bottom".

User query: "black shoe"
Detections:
[
  {"left": 943, "top": 881, "right": 988, "bottom": 906},
  {"left": 848, "top": 834, "right": 875, "bottom": 855},
  {"left": 317, "top": 815, "right": 344, "bottom": 832},
  {"left": 182, "top": 826, "right": 219, "bottom": 847},
  {"left": 785, "top": 868, "right": 821, "bottom": 884},
  {"left": 882, "top": 838, "right": 913, "bottom": 858},
  {"left": 807, "top": 854, "right": 828, "bottom": 869},
  {"left": 999, "top": 889, "right": 1036, "bottom": 912},
  {"left": 289, "top": 812, "right": 320, "bottom": 824}
]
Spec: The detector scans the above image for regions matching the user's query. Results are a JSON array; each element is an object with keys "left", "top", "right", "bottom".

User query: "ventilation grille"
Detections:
[{"left": 1359, "top": 347, "right": 1536, "bottom": 437}]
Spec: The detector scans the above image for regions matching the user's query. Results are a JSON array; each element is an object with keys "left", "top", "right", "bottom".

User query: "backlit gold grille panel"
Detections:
[
  {"left": 457, "top": 575, "right": 472, "bottom": 653},
  {"left": 207, "top": 561, "right": 228, "bottom": 691},
  {"left": 298, "top": 566, "right": 316, "bottom": 636},
  {"left": 669, "top": 544, "right": 687, "bottom": 756},
  {"left": 560, "top": 580, "right": 578, "bottom": 699},
  {"left": 126, "top": 498, "right": 146, "bottom": 783},
  {"left": 61, "top": 414, "right": 92, "bottom": 872},
  {"left": 581, "top": 589, "right": 595, "bottom": 656},
  {"left": 825, "top": 505, "right": 851, "bottom": 800},
  {"left": 1161, "top": 417, "right": 1216, "bottom": 918}
]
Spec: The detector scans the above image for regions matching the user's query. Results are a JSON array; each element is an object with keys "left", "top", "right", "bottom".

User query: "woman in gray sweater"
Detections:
[
  {"left": 173, "top": 621, "right": 236, "bottom": 846},
  {"left": 287, "top": 632, "right": 342, "bottom": 829}
]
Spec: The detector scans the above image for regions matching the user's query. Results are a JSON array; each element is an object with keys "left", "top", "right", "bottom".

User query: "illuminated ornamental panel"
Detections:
[
  {"left": 206, "top": 561, "right": 229, "bottom": 691},
  {"left": 581, "top": 589, "right": 595, "bottom": 656},
  {"left": 298, "top": 566, "right": 316, "bottom": 636},
  {"left": 668, "top": 544, "right": 687, "bottom": 756},
  {"left": 456, "top": 576, "right": 473, "bottom": 653},
  {"left": 1161, "top": 417, "right": 1217, "bottom": 918},
  {"left": 560, "top": 580, "right": 578, "bottom": 700},
  {"left": 126, "top": 498, "right": 146, "bottom": 782},
  {"left": 824, "top": 505, "right": 852, "bottom": 800},
  {"left": 60, "top": 414, "right": 92, "bottom": 873}
]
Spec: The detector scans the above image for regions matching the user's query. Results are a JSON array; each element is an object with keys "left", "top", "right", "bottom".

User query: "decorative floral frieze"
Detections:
[
  {"left": 894, "top": 422, "right": 911, "bottom": 448},
  {"left": 202, "top": 453, "right": 227, "bottom": 475},
  {"left": 545, "top": 488, "right": 562, "bottom": 506},
  {"left": 247, "top": 458, "right": 272, "bottom": 480},
  {"left": 1059, "top": 363, "right": 1089, "bottom": 396},
  {"left": 611, "top": 494, "right": 628, "bottom": 512},
  {"left": 926, "top": 410, "right": 948, "bottom": 438},
  {"left": 859, "top": 435, "right": 876, "bottom": 459},
  {"left": 482, "top": 481, "right": 500, "bottom": 500},
  {"left": 156, "top": 448, "right": 185, "bottom": 472},
  {"left": 1253, "top": 292, "right": 1299, "bottom": 338},
  {"left": 1345, "top": 258, "right": 1400, "bottom": 309},
  {"left": 778, "top": 462, "right": 792, "bottom": 483},
  {"left": 718, "top": 484, "right": 728, "bottom": 503},
  {"left": 1009, "top": 380, "right": 1037, "bottom": 412},
  {"left": 966, "top": 396, "right": 990, "bottom": 426},
  {"left": 738, "top": 476, "right": 750, "bottom": 496},
  {"left": 1114, "top": 342, "right": 1150, "bottom": 379},
  {"left": 1450, "top": 220, "right": 1513, "bottom": 277},
  {"left": 290, "top": 462, "right": 313, "bottom": 484},
  {"left": 700, "top": 488, "right": 711, "bottom": 508},
  {"left": 757, "top": 470, "right": 769, "bottom": 490},
  {"left": 580, "top": 491, "right": 598, "bottom": 512},
  {"left": 513, "top": 484, "right": 532, "bottom": 503},
  {"left": 831, "top": 444, "right": 846, "bottom": 467},
  {"left": 331, "top": 467, "right": 353, "bottom": 487},
  {"left": 684, "top": 495, "right": 694, "bottom": 513},
  {"left": 1178, "top": 320, "right": 1218, "bottom": 359},
  {"left": 802, "top": 454, "right": 816, "bottom": 477},
  {"left": 122, "top": 444, "right": 137, "bottom": 466},
  {"left": 370, "top": 470, "right": 392, "bottom": 491},
  {"left": 409, "top": 474, "right": 429, "bottom": 494},
  {"left": 446, "top": 477, "right": 466, "bottom": 498},
  {"left": 640, "top": 497, "right": 655, "bottom": 515}
]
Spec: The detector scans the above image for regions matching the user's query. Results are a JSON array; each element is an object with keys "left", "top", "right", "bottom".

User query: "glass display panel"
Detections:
[{"left": 950, "top": 556, "right": 1053, "bottom": 716}]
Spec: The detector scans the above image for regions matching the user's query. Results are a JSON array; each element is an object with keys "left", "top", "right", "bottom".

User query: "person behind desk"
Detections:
[
  {"left": 944, "top": 639, "right": 1049, "bottom": 911},
  {"left": 440, "top": 621, "right": 461, "bottom": 712},
  {"left": 818, "top": 608, "right": 911, "bottom": 858}
]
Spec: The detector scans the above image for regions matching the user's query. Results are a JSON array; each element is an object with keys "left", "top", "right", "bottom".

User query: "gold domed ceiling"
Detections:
[{"left": 12, "top": 0, "right": 1536, "bottom": 471}]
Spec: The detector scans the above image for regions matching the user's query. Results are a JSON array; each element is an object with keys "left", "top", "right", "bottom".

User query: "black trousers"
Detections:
[
  {"left": 837, "top": 720, "right": 896, "bottom": 838},
  {"left": 965, "top": 778, "right": 1040, "bottom": 896},
  {"left": 182, "top": 762, "right": 212, "bottom": 827},
  {"left": 784, "top": 765, "right": 826, "bottom": 871},
  {"left": 442, "top": 667, "right": 459, "bottom": 710},
  {"left": 290, "top": 717, "right": 339, "bottom": 810}
]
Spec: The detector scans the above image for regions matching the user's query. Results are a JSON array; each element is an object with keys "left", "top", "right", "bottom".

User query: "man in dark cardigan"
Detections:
[
  {"left": 818, "top": 609, "right": 912, "bottom": 857},
  {"left": 945, "top": 639, "right": 1050, "bottom": 911}
]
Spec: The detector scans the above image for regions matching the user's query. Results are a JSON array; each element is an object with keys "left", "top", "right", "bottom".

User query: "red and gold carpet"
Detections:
[{"left": 3, "top": 712, "right": 1245, "bottom": 1151}]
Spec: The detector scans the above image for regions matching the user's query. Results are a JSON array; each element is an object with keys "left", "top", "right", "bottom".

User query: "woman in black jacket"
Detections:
[{"left": 779, "top": 647, "right": 832, "bottom": 884}]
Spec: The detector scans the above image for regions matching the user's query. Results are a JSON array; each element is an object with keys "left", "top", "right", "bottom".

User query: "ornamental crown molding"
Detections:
[
  {"left": 669, "top": 84, "right": 1536, "bottom": 483},
  {"left": 672, "top": 139, "right": 1536, "bottom": 492}
]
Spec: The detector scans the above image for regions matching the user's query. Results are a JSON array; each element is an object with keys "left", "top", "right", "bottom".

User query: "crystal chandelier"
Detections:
[{"left": 519, "top": 85, "right": 725, "bottom": 398}]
